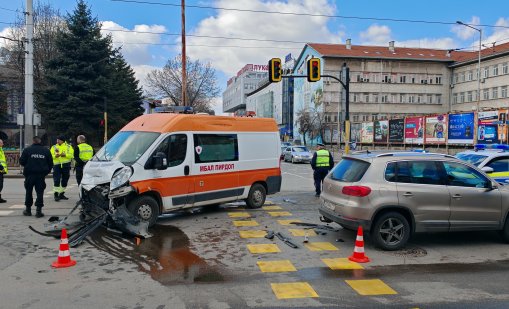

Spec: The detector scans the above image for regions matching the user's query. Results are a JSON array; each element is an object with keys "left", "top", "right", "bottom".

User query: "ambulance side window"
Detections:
[
  {"left": 193, "top": 134, "right": 238, "bottom": 163},
  {"left": 149, "top": 134, "right": 187, "bottom": 168}
]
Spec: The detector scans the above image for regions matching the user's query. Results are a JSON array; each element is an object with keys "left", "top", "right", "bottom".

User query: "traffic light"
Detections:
[
  {"left": 307, "top": 58, "right": 321, "bottom": 82},
  {"left": 268, "top": 58, "right": 282, "bottom": 83}
]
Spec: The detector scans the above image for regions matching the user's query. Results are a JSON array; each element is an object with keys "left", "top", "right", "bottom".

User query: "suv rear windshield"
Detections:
[{"left": 330, "top": 158, "right": 370, "bottom": 182}]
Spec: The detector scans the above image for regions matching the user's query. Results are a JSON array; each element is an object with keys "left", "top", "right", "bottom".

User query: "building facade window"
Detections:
[
  {"left": 427, "top": 94, "right": 432, "bottom": 103},
  {"left": 417, "top": 95, "right": 422, "bottom": 103},
  {"left": 362, "top": 115, "right": 370, "bottom": 122},
  {"left": 374, "top": 93, "right": 379, "bottom": 103},
  {"left": 381, "top": 94, "right": 388, "bottom": 103},
  {"left": 436, "top": 76, "right": 442, "bottom": 84},
  {"left": 467, "top": 70, "right": 473, "bottom": 81},
  {"left": 391, "top": 93, "right": 397, "bottom": 103},
  {"left": 502, "top": 86, "right": 508, "bottom": 98},
  {"left": 353, "top": 93, "right": 358, "bottom": 102},
  {"left": 453, "top": 74, "right": 458, "bottom": 84},
  {"left": 353, "top": 115, "right": 359, "bottom": 122},
  {"left": 453, "top": 93, "right": 458, "bottom": 104},
  {"left": 364, "top": 93, "right": 370, "bottom": 103},
  {"left": 409, "top": 95, "right": 415, "bottom": 103},
  {"left": 400, "top": 75, "right": 406, "bottom": 83},
  {"left": 484, "top": 67, "right": 489, "bottom": 78},
  {"left": 436, "top": 94, "right": 441, "bottom": 104},
  {"left": 503, "top": 63, "right": 508, "bottom": 75},
  {"left": 400, "top": 94, "right": 405, "bottom": 103},
  {"left": 460, "top": 92, "right": 465, "bottom": 103},
  {"left": 483, "top": 89, "right": 490, "bottom": 100},
  {"left": 493, "top": 87, "right": 498, "bottom": 99},
  {"left": 460, "top": 72, "right": 465, "bottom": 82},
  {"left": 467, "top": 91, "right": 472, "bottom": 102},
  {"left": 493, "top": 65, "right": 499, "bottom": 76}
]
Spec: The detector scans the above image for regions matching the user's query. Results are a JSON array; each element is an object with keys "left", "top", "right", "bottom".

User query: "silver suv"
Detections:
[{"left": 319, "top": 151, "right": 509, "bottom": 250}]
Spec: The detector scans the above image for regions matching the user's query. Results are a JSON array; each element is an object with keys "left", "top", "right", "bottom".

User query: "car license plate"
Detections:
[{"left": 323, "top": 200, "right": 336, "bottom": 211}]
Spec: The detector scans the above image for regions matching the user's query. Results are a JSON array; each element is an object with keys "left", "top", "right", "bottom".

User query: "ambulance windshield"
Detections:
[{"left": 94, "top": 131, "right": 160, "bottom": 164}]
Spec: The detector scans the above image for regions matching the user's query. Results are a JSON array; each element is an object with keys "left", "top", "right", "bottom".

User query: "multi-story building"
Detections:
[
  {"left": 292, "top": 40, "right": 509, "bottom": 143},
  {"left": 222, "top": 64, "right": 268, "bottom": 113}
]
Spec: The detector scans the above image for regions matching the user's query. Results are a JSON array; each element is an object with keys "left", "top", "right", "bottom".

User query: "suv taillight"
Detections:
[{"left": 342, "top": 186, "right": 371, "bottom": 197}]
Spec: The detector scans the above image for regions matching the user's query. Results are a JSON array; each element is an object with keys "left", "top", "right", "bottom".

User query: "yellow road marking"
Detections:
[
  {"left": 263, "top": 201, "right": 275, "bottom": 205},
  {"left": 304, "top": 242, "right": 338, "bottom": 251},
  {"left": 268, "top": 211, "right": 292, "bottom": 217},
  {"left": 233, "top": 220, "right": 259, "bottom": 227},
  {"left": 239, "top": 230, "right": 267, "bottom": 238},
  {"left": 257, "top": 260, "right": 297, "bottom": 273},
  {"left": 346, "top": 279, "right": 398, "bottom": 296},
  {"left": 262, "top": 205, "right": 282, "bottom": 210},
  {"left": 228, "top": 212, "right": 251, "bottom": 218},
  {"left": 271, "top": 282, "right": 319, "bottom": 299},
  {"left": 278, "top": 219, "right": 301, "bottom": 226},
  {"left": 322, "top": 258, "right": 364, "bottom": 270},
  {"left": 288, "top": 229, "right": 317, "bottom": 237},
  {"left": 247, "top": 244, "right": 281, "bottom": 254}
]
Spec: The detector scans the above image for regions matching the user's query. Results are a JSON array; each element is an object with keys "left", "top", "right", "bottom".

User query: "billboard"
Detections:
[
  {"left": 351, "top": 123, "right": 362, "bottom": 143},
  {"left": 477, "top": 110, "right": 499, "bottom": 144},
  {"left": 405, "top": 116, "right": 424, "bottom": 144},
  {"left": 448, "top": 112, "right": 475, "bottom": 144},
  {"left": 374, "top": 120, "right": 389, "bottom": 143},
  {"left": 389, "top": 119, "right": 405, "bottom": 143},
  {"left": 499, "top": 109, "right": 508, "bottom": 143},
  {"left": 425, "top": 114, "right": 447, "bottom": 144},
  {"left": 361, "top": 122, "right": 373, "bottom": 143}
]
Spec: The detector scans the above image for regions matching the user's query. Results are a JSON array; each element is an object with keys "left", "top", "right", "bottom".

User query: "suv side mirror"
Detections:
[
  {"left": 484, "top": 180, "right": 497, "bottom": 192},
  {"left": 481, "top": 166, "right": 494, "bottom": 173},
  {"left": 153, "top": 152, "right": 168, "bottom": 170}
]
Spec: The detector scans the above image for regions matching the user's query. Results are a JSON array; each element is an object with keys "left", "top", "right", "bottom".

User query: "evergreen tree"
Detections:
[{"left": 39, "top": 0, "right": 142, "bottom": 145}]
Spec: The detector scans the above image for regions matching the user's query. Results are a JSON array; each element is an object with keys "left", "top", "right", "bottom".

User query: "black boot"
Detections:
[
  {"left": 35, "top": 207, "right": 44, "bottom": 218},
  {"left": 23, "top": 206, "right": 32, "bottom": 216},
  {"left": 54, "top": 192, "right": 60, "bottom": 201},
  {"left": 0, "top": 194, "right": 6, "bottom": 203},
  {"left": 59, "top": 193, "right": 69, "bottom": 200}
]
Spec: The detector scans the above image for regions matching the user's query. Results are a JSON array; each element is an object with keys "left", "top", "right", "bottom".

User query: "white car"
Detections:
[{"left": 455, "top": 144, "right": 509, "bottom": 183}]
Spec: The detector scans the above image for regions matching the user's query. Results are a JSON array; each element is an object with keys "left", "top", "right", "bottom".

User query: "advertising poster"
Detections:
[
  {"left": 350, "top": 123, "right": 362, "bottom": 142},
  {"left": 425, "top": 114, "right": 447, "bottom": 144},
  {"left": 404, "top": 116, "right": 424, "bottom": 144},
  {"left": 477, "top": 110, "right": 499, "bottom": 144},
  {"left": 374, "top": 120, "right": 389, "bottom": 143},
  {"left": 499, "top": 109, "right": 508, "bottom": 143},
  {"left": 361, "top": 122, "right": 373, "bottom": 143},
  {"left": 388, "top": 119, "right": 405, "bottom": 143},
  {"left": 448, "top": 112, "right": 475, "bottom": 144}
]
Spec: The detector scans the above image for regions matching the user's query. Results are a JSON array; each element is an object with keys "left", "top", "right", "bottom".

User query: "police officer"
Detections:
[
  {"left": 74, "top": 135, "right": 94, "bottom": 185},
  {"left": 0, "top": 139, "right": 7, "bottom": 203},
  {"left": 19, "top": 136, "right": 53, "bottom": 217},
  {"left": 311, "top": 143, "right": 334, "bottom": 197},
  {"left": 50, "top": 135, "right": 74, "bottom": 201}
]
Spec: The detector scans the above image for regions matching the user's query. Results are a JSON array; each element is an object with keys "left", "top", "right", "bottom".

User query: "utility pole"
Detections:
[
  {"left": 181, "top": 0, "right": 187, "bottom": 106},
  {"left": 24, "top": 0, "right": 34, "bottom": 148},
  {"left": 103, "top": 97, "right": 108, "bottom": 145}
]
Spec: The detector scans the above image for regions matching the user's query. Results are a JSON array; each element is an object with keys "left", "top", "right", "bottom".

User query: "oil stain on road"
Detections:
[{"left": 88, "top": 224, "right": 226, "bottom": 286}]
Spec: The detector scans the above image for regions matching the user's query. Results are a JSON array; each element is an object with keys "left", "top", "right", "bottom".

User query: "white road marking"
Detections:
[
  {"left": 9, "top": 205, "right": 25, "bottom": 209},
  {"left": 282, "top": 172, "right": 310, "bottom": 180},
  {"left": 0, "top": 211, "right": 14, "bottom": 216}
]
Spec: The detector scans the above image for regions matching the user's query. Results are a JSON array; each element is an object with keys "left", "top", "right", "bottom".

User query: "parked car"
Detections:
[
  {"left": 283, "top": 146, "right": 313, "bottom": 163},
  {"left": 280, "top": 146, "right": 287, "bottom": 160},
  {"left": 455, "top": 144, "right": 509, "bottom": 183},
  {"left": 319, "top": 151, "right": 509, "bottom": 250}
]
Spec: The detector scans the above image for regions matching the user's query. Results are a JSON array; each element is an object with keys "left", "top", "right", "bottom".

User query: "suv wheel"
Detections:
[{"left": 372, "top": 212, "right": 410, "bottom": 251}]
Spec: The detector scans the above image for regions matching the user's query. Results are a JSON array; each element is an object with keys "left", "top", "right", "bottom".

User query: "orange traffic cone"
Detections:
[
  {"left": 51, "top": 229, "right": 77, "bottom": 268},
  {"left": 348, "top": 226, "right": 370, "bottom": 263}
]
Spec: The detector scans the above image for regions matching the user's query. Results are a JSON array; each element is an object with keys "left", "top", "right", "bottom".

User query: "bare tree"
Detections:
[
  {"left": 295, "top": 108, "right": 315, "bottom": 146},
  {"left": 146, "top": 54, "right": 220, "bottom": 113},
  {"left": 310, "top": 107, "right": 326, "bottom": 144}
]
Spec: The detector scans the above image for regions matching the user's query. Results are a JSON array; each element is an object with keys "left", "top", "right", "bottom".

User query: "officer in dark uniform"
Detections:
[
  {"left": 311, "top": 143, "right": 334, "bottom": 197},
  {"left": 19, "top": 136, "right": 53, "bottom": 217}
]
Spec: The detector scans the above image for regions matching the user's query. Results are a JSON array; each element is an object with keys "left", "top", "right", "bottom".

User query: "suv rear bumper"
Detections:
[{"left": 319, "top": 207, "right": 371, "bottom": 231}]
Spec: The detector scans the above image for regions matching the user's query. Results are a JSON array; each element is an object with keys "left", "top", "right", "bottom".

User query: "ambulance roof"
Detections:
[{"left": 121, "top": 113, "right": 279, "bottom": 133}]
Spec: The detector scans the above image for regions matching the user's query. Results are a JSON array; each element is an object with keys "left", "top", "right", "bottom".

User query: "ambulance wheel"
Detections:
[
  {"left": 128, "top": 196, "right": 160, "bottom": 227},
  {"left": 245, "top": 183, "right": 266, "bottom": 209}
]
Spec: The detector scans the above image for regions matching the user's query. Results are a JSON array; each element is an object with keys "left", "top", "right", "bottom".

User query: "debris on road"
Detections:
[{"left": 275, "top": 232, "right": 299, "bottom": 249}]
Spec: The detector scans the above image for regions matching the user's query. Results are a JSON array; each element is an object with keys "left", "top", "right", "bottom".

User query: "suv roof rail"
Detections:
[{"left": 375, "top": 152, "right": 455, "bottom": 159}]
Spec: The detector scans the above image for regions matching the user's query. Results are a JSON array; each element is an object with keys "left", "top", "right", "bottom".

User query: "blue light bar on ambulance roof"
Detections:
[{"left": 474, "top": 144, "right": 509, "bottom": 151}]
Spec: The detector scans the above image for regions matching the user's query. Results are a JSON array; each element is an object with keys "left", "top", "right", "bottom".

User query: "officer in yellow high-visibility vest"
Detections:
[
  {"left": 50, "top": 135, "right": 74, "bottom": 201},
  {"left": 0, "top": 139, "right": 7, "bottom": 203},
  {"left": 310, "top": 143, "right": 334, "bottom": 197},
  {"left": 74, "top": 135, "right": 94, "bottom": 185}
]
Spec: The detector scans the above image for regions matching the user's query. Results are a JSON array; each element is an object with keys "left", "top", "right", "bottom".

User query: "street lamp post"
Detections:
[{"left": 456, "top": 21, "right": 482, "bottom": 111}]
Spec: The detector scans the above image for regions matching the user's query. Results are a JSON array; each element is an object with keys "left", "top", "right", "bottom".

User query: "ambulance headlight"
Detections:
[{"left": 110, "top": 166, "right": 133, "bottom": 191}]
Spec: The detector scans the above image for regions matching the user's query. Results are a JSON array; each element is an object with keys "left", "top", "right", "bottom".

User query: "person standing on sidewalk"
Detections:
[
  {"left": 74, "top": 135, "right": 94, "bottom": 185},
  {"left": 50, "top": 135, "right": 74, "bottom": 201},
  {"left": 311, "top": 143, "right": 334, "bottom": 197},
  {"left": 0, "top": 139, "right": 7, "bottom": 203},
  {"left": 19, "top": 136, "right": 53, "bottom": 217}
]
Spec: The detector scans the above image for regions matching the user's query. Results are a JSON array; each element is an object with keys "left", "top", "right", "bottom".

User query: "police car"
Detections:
[{"left": 455, "top": 144, "right": 509, "bottom": 183}]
